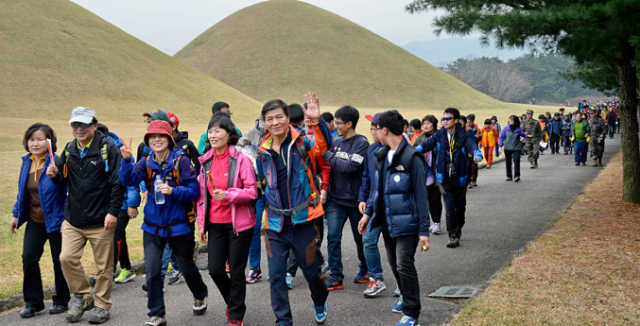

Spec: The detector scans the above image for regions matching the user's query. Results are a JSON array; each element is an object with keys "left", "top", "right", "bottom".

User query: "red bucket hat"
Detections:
[{"left": 144, "top": 120, "right": 175, "bottom": 147}]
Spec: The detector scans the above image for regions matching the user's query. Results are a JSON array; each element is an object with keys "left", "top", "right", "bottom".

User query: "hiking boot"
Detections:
[
  {"left": 20, "top": 306, "right": 44, "bottom": 318},
  {"left": 396, "top": 315, "right": 420, "bottom": 326},
  {"left": 392, "top": 296, "right": 404, "bottom": 313},
  {"left": 167, "top": 270, "right": 182, "bottom": 285},
  {"left": 363, "top": 278, "right": 387, "bottom": 297},
  {"left": 530, "top": 161, "right": 535, "bottom": 168},
  {"left": 593, "top": 160, "right": 598, "bottom": 166},
  {"left": 582, "top": 162, "right": 586, "bottom": 166},
  {"left": 598, "top": 158, "right": 603, "bottom": 166},
  {"left": 446, "top": 237, "right": 460, "bottom": 248},
  {"left": 506, "top": 177, "right": 513, "bottom": 181},
  {"left": 486, "top": 164, "right": 491, "bottom": 169},
  {"left": 115, "top": 268, "right": 136, "bottom": 283},
  {"left": 49, "top": 304, "right": 68, "bottom": 315},
  {"left": 193, "top": 297, "right": 207, "bottom": 315},
  {"left": 430, "top": 223, "right": 441, "bottom": 235},
  {"left": 286, "top": 273, "right": 294, "bottom": 289},
  {"left": 575, "top": 162, "right": 580, "bottom": 166},
  {"left": 246, "top": 266, "right": 262, "bottom": 284},
  {"left": 353, "top": 271, "right": 369, "bottom": 283},
  {"left": 394, "top": 287, "right": 401, "bottom": 297},
  {"left": 144, "top": 315, "right": 166, "bottom": 326},
  {"left": 66, "top": 294, "right": 94, "bottom": 323},
  {"left": 314, "top": 304, "right": 327, "bottom": 324},
  {"left": 534, "top": 160, "right": 538, "bottom": 168},
  {"left": 88, "top": 307, "right": 110, "bottom": 324},
  {"left": 514, "top": 177, "right": 521, "bottom": 183},
  {"left": 326, "top": 278, "right": 344, "bottom": 291}
]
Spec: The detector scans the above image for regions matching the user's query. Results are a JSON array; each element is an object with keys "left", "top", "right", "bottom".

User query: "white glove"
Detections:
[{"left": 473, "top": 156, "right": 483, "bottom": 163}]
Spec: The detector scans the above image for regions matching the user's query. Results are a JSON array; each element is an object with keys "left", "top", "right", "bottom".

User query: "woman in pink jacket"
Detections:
[{"left": 197, "top": 113, "right": 258, "bottom": 326}]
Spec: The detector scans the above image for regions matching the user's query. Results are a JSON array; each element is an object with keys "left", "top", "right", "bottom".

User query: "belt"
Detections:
[{"left": 267, "top": 196, "right": 320, "bottom": 217}]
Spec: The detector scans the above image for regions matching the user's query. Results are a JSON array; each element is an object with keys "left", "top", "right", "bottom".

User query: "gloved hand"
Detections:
[
  {"left": 415, "top": 145, "right": 423, "bottom": 153},
  {"left": 473, "top": 155, "right": 483, "bottom": 163}
]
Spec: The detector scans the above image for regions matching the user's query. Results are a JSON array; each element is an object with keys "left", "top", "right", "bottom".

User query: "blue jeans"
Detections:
[
  {"left": 144, "top": 231, "right": 207, "bottom": 317},
  {"left": 249, "top": 196, "right": 266, "bottom": 268},
  {"left": 160, "top": 243, "right": 179, "bottom": 275},
  {"left": 265, "top": 218, "right": 329, "bottom": 326},
  {"left": 362, "top": 221, "right": 383, "bottom": 281},
  {"left": 574, "top": 140, "right": 588, "bottom": 163},
  {"left": 325, "top": 200, "right": 367, "bottom": 281}
]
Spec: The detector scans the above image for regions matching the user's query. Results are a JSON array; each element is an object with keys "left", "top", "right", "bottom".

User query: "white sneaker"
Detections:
[
  {"left": 363, "top": 278, "right": 386, "bottom": 297},
  {"left": 431, "top": 223, "right": 441, "bottom": 235}
]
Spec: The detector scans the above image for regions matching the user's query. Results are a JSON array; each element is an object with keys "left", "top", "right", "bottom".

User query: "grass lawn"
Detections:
[{"left": 449, "top": 152, "right": 640, "bottom": 325}]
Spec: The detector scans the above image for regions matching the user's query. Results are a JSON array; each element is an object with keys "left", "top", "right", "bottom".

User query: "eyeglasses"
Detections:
[
  {"left": 442, "top": 117, "right": 454, "bottom": 121},
  {"left": 335, "top": 120, "right": 347, "bottom": 125},
  {"left": 144, "top": 119, "right": 153, "bottom": 124},
  {"left": 370, "top": 127, "right": 380, "bottom": 131},
  {"left": 71, "top": 122, "right": 92, "bottom": 129}
]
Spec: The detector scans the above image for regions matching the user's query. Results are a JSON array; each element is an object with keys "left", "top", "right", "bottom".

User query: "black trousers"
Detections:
[
  {"left": 23, "top": 221, "right": 70, "bottom": 308},
  {"left": 286, "top": 217, "right": 325, "bottom": 277},
  {"left": 113, "top": 210, "right": 131, "bottom": 271},
  {"left": 207, "top": 223, "right": 253, "bottom": 321},
  {"left": 144, "top": 231, "right": 207, "bottom": 317},
  {"left": 381, "top": 226, "right": 421, "bottom": 319},
  {"left": 442, "top": 184, "right": 467, "bottom": 238},
  {"left": 426, "top": 185, "right": 442, "bottom": 224},
  {"left": 504, "top": 150, "right": 521, "bottom": 178},
  {"left": 550, "top": 134, "right": 560, "bottom": 153}
]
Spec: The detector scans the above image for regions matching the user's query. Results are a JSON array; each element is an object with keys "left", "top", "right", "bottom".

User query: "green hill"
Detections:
[
  {"left": 175, "top": 0, "right": 521, "bottom": 111},
  {"left": 0, "top": 0, "right": 261, "bottom": 123}
]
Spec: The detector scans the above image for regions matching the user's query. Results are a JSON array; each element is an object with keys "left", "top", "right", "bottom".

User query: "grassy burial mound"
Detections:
[
  {"left": 175, "top": 0, "right": 524, "bottom": 112},
  {"left": 0, "top": 0, "right": 261, "bottom": 123}
]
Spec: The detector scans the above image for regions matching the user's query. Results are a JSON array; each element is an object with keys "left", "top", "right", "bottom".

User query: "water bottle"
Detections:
[{"left": 154, "top": 175, "right": 165, "bottom": 205}]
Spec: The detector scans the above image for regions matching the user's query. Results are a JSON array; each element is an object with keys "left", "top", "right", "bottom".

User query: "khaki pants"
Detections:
[{"left": 60, "top": 221, "right": 114, "bottom": 310}]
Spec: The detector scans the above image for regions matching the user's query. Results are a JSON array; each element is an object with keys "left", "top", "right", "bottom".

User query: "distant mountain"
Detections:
[{"left": 402, "top": 37, "right": 529, "bottom": 67}]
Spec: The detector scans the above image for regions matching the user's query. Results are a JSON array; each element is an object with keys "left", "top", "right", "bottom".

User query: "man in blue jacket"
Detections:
[
  {"left": 416, "top": 107, "right": 483, "bottom": 248},
  {"left": 358, "top": 110, "right": 430, "bottom": 326},
  {"left": 549, "top": 113, "right": 563, "bottom": 154},
  {"left": 322, "top": 105, "right": 370, "bottom": 290},
  {"left": 358, "top": 113, "right": 386, "bottom": 297}
]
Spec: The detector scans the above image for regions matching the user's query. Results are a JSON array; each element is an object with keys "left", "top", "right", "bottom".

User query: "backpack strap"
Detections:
[
  {"left": 295, "top": 136, "right": 320, "bottom": 198},
  {"left": 172, "top": 155, "right": 182, "bottom": 186},
  {"left": 101, "top": 143, "right": 109, "bottom": 172}
]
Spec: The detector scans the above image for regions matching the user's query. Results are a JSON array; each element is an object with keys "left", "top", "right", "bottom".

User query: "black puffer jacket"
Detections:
[{"left": 51, "top": 131, "right": 125, "bottom": 229}]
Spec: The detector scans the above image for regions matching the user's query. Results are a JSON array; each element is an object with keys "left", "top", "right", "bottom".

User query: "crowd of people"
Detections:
[{"left": 10, "top": 96, "right": 620, "bottom": 326}]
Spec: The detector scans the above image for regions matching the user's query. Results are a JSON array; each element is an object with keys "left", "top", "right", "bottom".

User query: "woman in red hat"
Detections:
[
  {"left": 197, "top": 113, "right": 258, "bottom": 326},
  {"left": 119, "top": 120, "right": 208, "bottom": 326}
]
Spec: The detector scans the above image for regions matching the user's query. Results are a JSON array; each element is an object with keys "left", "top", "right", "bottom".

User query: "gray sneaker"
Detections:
[
  {"left": 394, "top": 287, "right": 401, "bottom": 297},
  {"left": 363, "top": 278, "right": 387, "bottom": 297},
  {"left": 66, "top": 294, "right": 94, "bottom": 323},
  {"left": 430, "top": 223, "right": 441, "bottom": 235},
  {"left": 87, "top": 307, "right": 110, "bottom": 324},
  {"left": 167, "top": 270, "right": 182, "bottom": 285},
  {"left": 144, "top": 315, "right": 167, "bottom": 326}
]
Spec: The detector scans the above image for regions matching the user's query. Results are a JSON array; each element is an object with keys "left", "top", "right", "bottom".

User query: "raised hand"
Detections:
[
  {"left": 303, "top": 92, "right": 321, "bottom": 122},
  {"left": 120, "top": 137, "right": 133, "bottom": 160}
]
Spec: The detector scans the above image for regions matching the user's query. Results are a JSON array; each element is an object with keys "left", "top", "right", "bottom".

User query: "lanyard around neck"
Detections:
[{"left": 447, "top": 132, "right": 455, "bottom": 177}]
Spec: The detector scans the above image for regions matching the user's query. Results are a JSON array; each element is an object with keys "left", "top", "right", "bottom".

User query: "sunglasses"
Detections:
[
  {"left": 335, "top": 120, "right": 347, "bottom": 125},
  {"left": 442, "top": 117, "right": 454, "bottom": 121},
  {"left": 71, "top": 122, "right": 92, "bottom": 129}
]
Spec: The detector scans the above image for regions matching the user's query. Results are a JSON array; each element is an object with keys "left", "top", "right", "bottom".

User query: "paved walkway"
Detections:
[{"left": 0, "top": 138, "right": 621, "bottom": 326}]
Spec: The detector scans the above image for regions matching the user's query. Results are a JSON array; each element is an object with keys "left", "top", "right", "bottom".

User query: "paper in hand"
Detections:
[{"left": 46, "top": 138, "right": 55, "bottom": 163}]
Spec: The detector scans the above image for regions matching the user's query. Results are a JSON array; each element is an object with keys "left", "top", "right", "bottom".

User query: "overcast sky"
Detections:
[{"left": 71, "top": 0, "right": 459, "bottom": 55}]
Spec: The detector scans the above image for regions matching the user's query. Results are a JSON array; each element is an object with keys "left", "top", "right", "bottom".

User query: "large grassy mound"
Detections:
[
  {"left": 0, "top": 0, "right": 261, "bottom": 123},
  {"left": 175, "top": 0, "right": 522, "bottom": 112}
]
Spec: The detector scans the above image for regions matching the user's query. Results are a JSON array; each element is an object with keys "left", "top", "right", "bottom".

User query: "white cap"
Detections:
[{"left": 69, "top": 107, "right": 97, "bottom": 124}]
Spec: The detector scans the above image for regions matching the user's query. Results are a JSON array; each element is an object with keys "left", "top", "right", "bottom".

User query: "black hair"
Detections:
[
  {"left": 321, "top": 112, "right": 334, "bottom": 123},
  {"left": 212, "top": 101, "right": 229, "bottom": 115},
  {"left": 554, "top": 112, "right": 561, "bottom": 117},
  {"left": 460, "top": 115, "right": 467, "bottom": 124},
  {"left": 376, "top": 110, "right": 405, "bottom": 136},
  {"left": 207, "top": 112, "right": 240, "bottom": 146},
  {"left": 23, "top": 123, "right": 57, "bottom": 153},
  {"left": 444, "top": 108, "right": 461, "bottom": 120},
  {"left": 409, "top": 119, "right": 421, "bottom": 131},
  {"left": 403, "top": 119, "right": 409, "bottom": 127},
  {"left": 288, "top": 103, "right": 305, "bottom": 124},
  {"left": 509, "top": 115, "right": 521, "bottom": 128},
  {"left": 484, "top": 119, "right": 492, "bottom": 125},
  {"left": 261, "top": 99, "right": 289, "bottom": 120},
  {"left": 538, "top": 114, "right": 546, "bottom": 120},
  {"left": 422, "top": 115, "right": 438, "bottom": 128},
  {"left": 97, "top": 123, "right": 109, "bottom": 135},
  {"left": 335, "top": 105, "right": 360, "bottom": 129},
  {"left": 467, "top": 113, "right": 476, "bottom": 122}
]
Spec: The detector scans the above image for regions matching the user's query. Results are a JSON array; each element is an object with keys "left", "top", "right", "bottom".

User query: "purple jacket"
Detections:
[{"left": 498, "top": 125, "right": 526, "bottom": 151}]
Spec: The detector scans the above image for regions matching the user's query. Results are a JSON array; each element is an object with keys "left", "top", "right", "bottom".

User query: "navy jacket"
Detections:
[
  {"left": 323, "top": 133, "right": 369, "bottom": 208},
  {"left": 550, "top": 119, "right": 563, "bottom": 135},
  {"left": 366, "top": 139, "right": 430, "bottom": 237},
  {"left": 358, "top": 142, "right": 383, "bottom": 203},
  {"left": 119, "top": 147, "right": 199, "bottom": 238},
  {"left": 13, "top": 154, "right": 66, "bottom": 233},
  {"left": 416, "top": 123, "right": 482, "bottom": 188}
]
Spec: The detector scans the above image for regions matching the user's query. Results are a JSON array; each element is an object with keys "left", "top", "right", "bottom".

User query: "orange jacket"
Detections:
[{"left": 481, "top": 126, "right": 498, "bottom": 148}]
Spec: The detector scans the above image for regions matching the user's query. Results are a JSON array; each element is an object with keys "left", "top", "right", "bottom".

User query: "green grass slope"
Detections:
[
  {"left": 0, "top": 0, "right": 261, "bottom": 123},
  {"left": 175, "top": 0, "right": 519, "bottom": 111}
]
